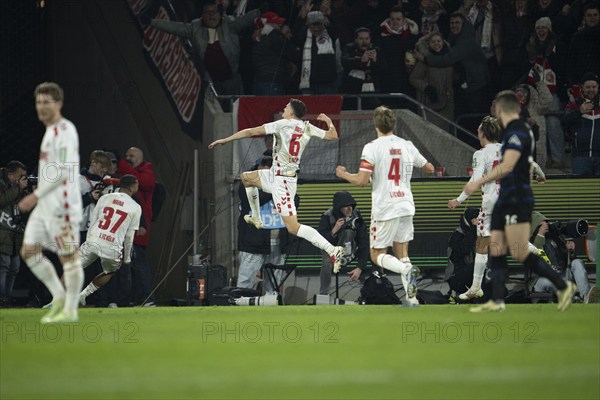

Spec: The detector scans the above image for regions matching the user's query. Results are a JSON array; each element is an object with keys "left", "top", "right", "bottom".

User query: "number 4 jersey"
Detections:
[
  {"left": 359, "top": 135, "right": 428, "bottom": 221},
  {"left": 86, "top": 191, "right": 142, "bottom": 259}
]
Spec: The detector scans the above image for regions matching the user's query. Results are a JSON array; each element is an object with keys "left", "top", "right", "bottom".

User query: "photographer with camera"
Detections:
[
  {"left": 317, "top": 191, "right": 369, "bottom": 295},
  {"left": 0, "top": 161, "right": 29, "bottom": 307},
  {"left": 529, "top": 211, "right": 596, "bottom": 303}
]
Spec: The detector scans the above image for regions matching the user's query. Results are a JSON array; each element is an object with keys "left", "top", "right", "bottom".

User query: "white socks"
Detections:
[
  {"left": 80, "top": 282, "right": 99, "bottom": 299},
  {"left": 245, "top": 186, "right": 261, "bottom": 219},
  {"left": 376, "top": 254, "right": 411, "bottom": 275},
  {"left": 63, "top": 260, "right": 84, "bottom": 315},
  {"left": 471, "top": 253, "right": 488, "bottom": 291},
  {"left": 297, "top": 224, "right": 335, "bottom": 255},
  {"left": 25, "top": 256, "right": 65, "bottom": 301}
]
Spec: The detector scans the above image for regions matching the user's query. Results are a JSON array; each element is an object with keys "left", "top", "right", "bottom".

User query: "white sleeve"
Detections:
[
  {"left": 306, "top": 121, "right": 326, "bottom": 139},
  {"left": 123, "top": 207, "right": 140, "bottom": 263},
  {"left": 457, "top": 150, "right": 483, "bottom": 202},
  {"left": 359, "top": 143, "right": 375, "bottom": 172},
  {"left": 263, "top": 120, "right": 283, "bottom": 135},
  {"left": 410, "top": 142, "right": 428, "bottom": 169}
]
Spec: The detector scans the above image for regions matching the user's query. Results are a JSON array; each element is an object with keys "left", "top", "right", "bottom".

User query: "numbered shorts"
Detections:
[
  {"left": 490, "top": 201, "right": 533, "bottom": 231},
  {"left": 23, "top": 209, "right": 80, "bottom": 256},
  {"left": 258, "top": 169, "right": 297, "bottom": 217},
  {"left": 78, "top": 242, "right": 121, "bottom": 273},
  {"left": 370, "top": 215, "right": 414, "bottom": 249}
]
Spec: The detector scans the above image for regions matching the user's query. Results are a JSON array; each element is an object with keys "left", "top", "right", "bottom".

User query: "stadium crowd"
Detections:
[{"left": 152, "top": 0, "right": 600, "bottom": 173}]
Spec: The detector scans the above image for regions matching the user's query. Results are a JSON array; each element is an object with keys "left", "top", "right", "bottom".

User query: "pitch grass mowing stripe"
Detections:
[{"left": 1, "top": 305, "right": 598, "bottom": 399}]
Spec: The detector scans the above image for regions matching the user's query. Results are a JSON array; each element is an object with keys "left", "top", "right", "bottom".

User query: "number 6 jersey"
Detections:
[
  {"left": 359, "top": 135, "right": 428, "bottom": 221},
  {"left": 86, "top": 191, "right": 142, "bottom": 259},
  {"left": 263, "top": 119, "right": 326, "bottom": 176}
]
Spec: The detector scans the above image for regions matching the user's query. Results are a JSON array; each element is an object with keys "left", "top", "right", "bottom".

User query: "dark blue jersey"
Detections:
[{"left": 497, "top": 119, "right": 535, "bottom": 206}]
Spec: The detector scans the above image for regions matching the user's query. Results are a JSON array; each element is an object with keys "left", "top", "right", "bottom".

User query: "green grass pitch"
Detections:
[{"left": 1, "top": 304, "right": 598, "bottom": 399}]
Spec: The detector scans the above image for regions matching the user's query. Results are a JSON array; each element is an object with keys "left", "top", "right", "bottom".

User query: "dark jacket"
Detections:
[
  {"left": 117, "top": 160, "right": 156, "bottom": 247},
  {"left": 252, "top": 28, "right": 299, "bottom": 85},
  {"left": 567, "top": 25, "right": 600, "bottom": 85},
  {"left": 444, "top": 207, "right": 479, "bottom": 291},
  {"left": 563, "top": 95, "right": 600, "bottom": 158},
  {"left": 340, "top": 42, "right": 380, "bottom": 94},
  {"left": 237, "top": 184, "right": 294, "bottom": 255},
  {"left": 0, "top": 169, "right": 25, "bottom": 255},
  {"left": 317, "top": 191, "right": 369, "bottom": 269},
  {"left": 426, "top": 20, "right": 489, "bottom": 92}
]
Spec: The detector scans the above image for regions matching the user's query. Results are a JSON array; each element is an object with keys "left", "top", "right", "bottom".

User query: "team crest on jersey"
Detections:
[
  {"left": 60, "top": 122, "right": 67, "bottom": 131},
  {"left": 508, "top": 135, "right": 522, "bottom": 147},
  {"left": 472, "top": 158, "right": 478, "bottom": 168}
]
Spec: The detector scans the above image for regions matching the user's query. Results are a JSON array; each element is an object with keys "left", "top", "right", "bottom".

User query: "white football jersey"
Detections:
[
  {"left": 34, "top": 118, "right": 82, "bottom": 224},
  {"left": 263, "top": 118, "right": 326, "bottom": 176},
  {"left": 359, "top": 135, "right": 428, "bottom": 221},
  {"left": 471, "top": 143, "right": 502, "bottom": 208},
  {"left": 86, "top": 192, "right": 141, "bottom": 258}
]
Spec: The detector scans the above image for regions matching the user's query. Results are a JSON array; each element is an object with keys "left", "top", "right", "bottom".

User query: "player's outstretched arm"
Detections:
[
  {"left": 208, "top": 126, "right": 266, "bottom": 149},
  {"left": 317, "top": 113, "right": 339, "bottom": 141},
  {"left": 336, "top": 166, "right": 371, "bottom": 187}
]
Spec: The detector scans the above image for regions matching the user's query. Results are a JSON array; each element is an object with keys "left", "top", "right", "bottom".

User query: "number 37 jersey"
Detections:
[
  {"left": 86, "top": 192, "right": 142, "bottom": 253},
  {"left": 360, "top": 135, "right": 428, "bottom": 221}
]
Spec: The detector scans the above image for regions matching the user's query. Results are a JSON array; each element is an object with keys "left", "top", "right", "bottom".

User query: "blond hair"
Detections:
[{"left": 373, "top": 106, "right": 396, "bottom": 133}]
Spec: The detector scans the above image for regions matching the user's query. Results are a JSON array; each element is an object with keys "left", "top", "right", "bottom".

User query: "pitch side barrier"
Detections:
[{"left": 285, "top": 177, "right": 600, "bottom": 272}]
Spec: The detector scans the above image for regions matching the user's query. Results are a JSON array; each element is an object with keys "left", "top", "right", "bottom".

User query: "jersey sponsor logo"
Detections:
[
  {"left": 389, "top": 190, "right": 405, "bottom": 198},
  {"left": 508, "top": 135, "right": 522, "bottom": 147}
]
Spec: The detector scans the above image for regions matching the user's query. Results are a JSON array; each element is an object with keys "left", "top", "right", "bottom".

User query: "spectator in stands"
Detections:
[
  {"left": 529, "top": 211, "right": 598, "bottom": 303},
  {"left": 317, "top": 191, "right": 369, "bottom": 296},
  {"left": 526, "top": 16, "right": 569, "bottom": 168},
  {"left": 499, "top": 0, "right": 535, "bottom": 90},
  {"left": 512, "top": 80, "right": 553, "bottom": 167},
  {"left": 410, "top": 31, "right": 454, "bottom": 130},
  {"left": 531, "top": 0, "right": 573, "bottom": 40},
  {"left": 0, "top": 161, "right": 28, "bottom": 307},
  {"left": 292, "top": 9, "right": 342, "bottom": 95},
  {"left": 340, "top": 27, "right": 381, "bottom": 110},
  {"left": 411, "top": 0, "right": 450, "bottom": 38},
  {"left": 340, "top": 0, "right": 392, "bottom": 44},
  {"left": 566, "top": 2, "right": 600, "bottom": 86},
  {"left": 149, "top": 1, "right": 260, "bottom": 95},
  {"left": 117, "top": 147, "right": 156, "bottom": 305},
  {"left": 415, "top": 12, "right": 490, "bottom": 121},
  {"left": 236, "top": 157, "right": 294, "bottom": 293},
  {"left": 563, "top": 72, "right": 600, "bottom": 175},
  {"left": 463, "top": 0, "right": 502, "bottom": 94},
  {"left": 252, "top": 11, "right": 300, "bottom": 96},
  {"left": 376, "top": 5, "right": 419, "bottom": 105}
]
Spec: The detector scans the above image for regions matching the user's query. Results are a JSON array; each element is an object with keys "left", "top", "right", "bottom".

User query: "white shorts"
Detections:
[
  {"left": 258, "top": 169, "right": 297, "bottom": 217},
  {"left": 23, "top": 208, "right": 80, "bottom": 256},
  {"left": 79, "top": 241, "right": 121, "bottom": 273},
  {"left": 477, "top": 203, "right": 494, "bottom": 237},
  {"left": 370, "top": 215, "right": 414, "bottom": 249}
]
